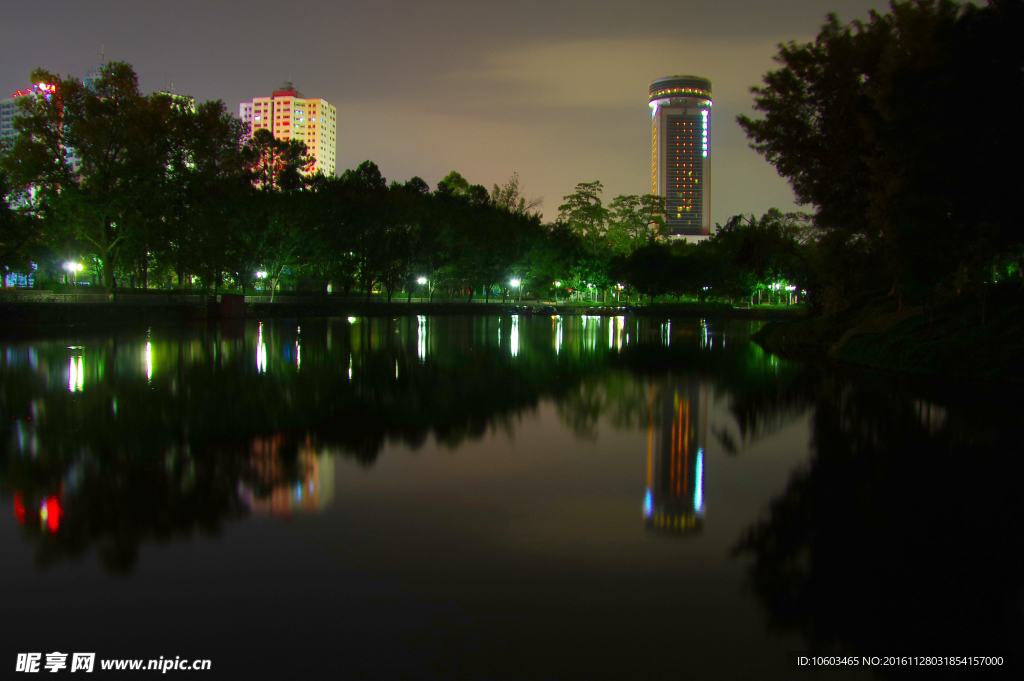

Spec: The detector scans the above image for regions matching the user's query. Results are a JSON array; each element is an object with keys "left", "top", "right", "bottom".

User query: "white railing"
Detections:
[
  {"left": 0, "top": 290, "right": 109, "bottom": 303},
  {"left": 114, "top": 293, "right": 209, "bottom": 304}
]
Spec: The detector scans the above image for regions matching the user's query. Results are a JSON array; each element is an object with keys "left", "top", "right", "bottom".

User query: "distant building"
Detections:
[
  {"left": 240, "top": 83, "right": 337, "bottom": 177},
  {"left": 0, "top": 96, "right": 17, "bottom": 145},
  {"left": 1, "top": 83, "right": 57, "bottom": 147},
  {"left": 3, "top": 82, "right": 82, "bottom": 171},
  {"left": 155, "top": 87, "right": 196, "bottom": 114},
  {"left": 82, "top": 62, "right": 104, "bottom": 94},
  {"left": 649, "top": 75, "right": 713, "bottom": 242}
]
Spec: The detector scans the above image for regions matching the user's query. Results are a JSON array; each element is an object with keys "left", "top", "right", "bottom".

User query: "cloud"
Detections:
[{"left": 440, "top": 36, "right": 812, "bottom": 111}]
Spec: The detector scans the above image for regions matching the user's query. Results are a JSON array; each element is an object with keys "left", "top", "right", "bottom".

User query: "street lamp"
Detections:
[
  {"left": 256, "top": 270, "right": 267, "bottom": 292},
  {"left": 64, "top": 262, "right": 83, "bottom": 301},
  {"left": 510, "top": 278, "right": 521, "bottom": 303}
]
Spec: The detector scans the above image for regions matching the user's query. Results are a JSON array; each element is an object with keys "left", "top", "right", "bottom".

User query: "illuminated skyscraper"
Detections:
[
  {"left": 240, "top": 82, "right": 337, "bottom": 177},
  {"left": 644, "top": 380, "right": 708, "bottom": 535},
  {"left": 649, "top": 76, "right": 713, "bottom": 240}
]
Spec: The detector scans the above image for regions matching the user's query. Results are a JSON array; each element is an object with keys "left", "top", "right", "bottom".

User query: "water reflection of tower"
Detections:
[{"left": 644, "top": 381, "right": 707, "bottom": 535}]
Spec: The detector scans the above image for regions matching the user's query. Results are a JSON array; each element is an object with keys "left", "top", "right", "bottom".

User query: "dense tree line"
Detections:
[
  {"left": 0, "top": 63, "right": 669, "bottom": 303},
  {"left": 0, "top": 62, "right": 821, "bottom": 306},
  {"left": 738, "top": 0, "right": 1024, "bottom": 312}
]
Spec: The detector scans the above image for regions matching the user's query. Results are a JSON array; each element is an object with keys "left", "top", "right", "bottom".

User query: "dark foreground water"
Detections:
[{"left": 1, "top": 316, "right": 1020, "bottom": 679}]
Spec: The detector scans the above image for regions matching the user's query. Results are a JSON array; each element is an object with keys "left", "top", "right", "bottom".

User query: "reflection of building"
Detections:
[
  {"left": 239, "top": 83, "right": 337, "bottom": 176},
  {"left": 644, "top": 381, "right": 707, "bottom": 535},
  {"left": 649, "top": 75, "right": 713, "bottom": 241},
  {"left": 13, "top": 490, "right": 64, "bottom": 534},
  {"left": 240, "top": 436, "right": 336, "bottom": 517}
]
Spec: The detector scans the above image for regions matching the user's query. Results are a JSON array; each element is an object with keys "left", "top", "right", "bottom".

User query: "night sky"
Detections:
[{"left": 3, "top": 0, "right": 880, "bottom": 224}]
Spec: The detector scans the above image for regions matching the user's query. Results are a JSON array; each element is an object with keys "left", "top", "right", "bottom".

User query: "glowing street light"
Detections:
[
  {"left": 256, "top": 270, "right": 267, "bottom": 292},
  {"left": 417, "top": 277, "right": 427, "bottom": 285},
  {"left": 64, "top": 262, "right": 84, "bottom": 301}
]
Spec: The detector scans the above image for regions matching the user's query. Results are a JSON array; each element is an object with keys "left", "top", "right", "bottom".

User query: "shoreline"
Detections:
[
  {"left": 0, "top": 300, "right": 807, "bottom": 328},
  {"left": 752, "top": 286, "right": 1024, "bottom": 384}
]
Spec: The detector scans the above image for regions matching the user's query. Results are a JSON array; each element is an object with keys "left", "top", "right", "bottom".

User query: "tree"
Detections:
[
  {"left": 237, "top": 129, "right": 314, "bottom": 300},
  {"left": 491, "top": 172, "right": 543, "bottom": 217},
  {"left": 436, "top": 170, "right": 470, "bottom": 197},
  {"left": 738, "top": 0, "right": 1024, "bottom": 303},
  {"left": 3, "top": 63, "right": 169, "bottom": 295},
  {"left": 558, "top": 181, "right": 609, "bottom": 259},
  {"left": 149, "top": 97, "right": 248, "bottom": 292},
  {"left": 613, "top": 243, "right": 679, "bottom": 305},
  {"left": 608, "top": 194, "right": 667, "bottom": 253},
  {"left": 0, "top": 170, "right": 43, "bottom": 289}
]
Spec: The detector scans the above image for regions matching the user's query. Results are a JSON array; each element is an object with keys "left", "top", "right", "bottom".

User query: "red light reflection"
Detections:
[
  {"left": 14, "top": 492, "right": 25, "bottom": 524},
  {"left": 44, "top": 496, "right": 62, "bottom": 533}
]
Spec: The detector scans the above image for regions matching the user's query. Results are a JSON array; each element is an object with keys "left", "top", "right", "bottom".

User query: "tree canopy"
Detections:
[{"left": 738, "top": 0, "right": 1024, "bottom": 305}]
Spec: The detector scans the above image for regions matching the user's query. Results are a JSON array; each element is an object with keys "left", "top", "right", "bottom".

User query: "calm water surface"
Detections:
[{"left": 1, "top": 316, "right": 1019, "bottom": 679}]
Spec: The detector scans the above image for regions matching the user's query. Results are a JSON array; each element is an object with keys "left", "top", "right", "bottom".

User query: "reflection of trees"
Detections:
[
  {"left": 16, "top": 447, "right": 247, "bottom": 576},
  {"left": 554, "top": 334, "right": 807, "bottom": 443},
  {"left": 734, "top": 374, "right": 1024, "bottom": 674},
  {"left": 0, "top": 316, "right": 795, "bottom": 575}
]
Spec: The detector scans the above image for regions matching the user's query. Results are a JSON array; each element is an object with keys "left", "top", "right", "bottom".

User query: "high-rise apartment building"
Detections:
[
  {"left": 649, "top": 75, "right": 712, "bottom": 240},
  {"left": 240, "top": 83, "right": 337, "bottom": 177},
  {"left": 0, "top": 97, "right": 17, "bottom": 145},
  {"left": 1, "top": 83, "right": 57, "bottom": 146}
]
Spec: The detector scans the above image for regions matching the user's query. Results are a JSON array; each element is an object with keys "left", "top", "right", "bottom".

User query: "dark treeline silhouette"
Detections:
[
  {"left": 0, "top": 62, "right": 825, "bottom": 306},
  {"left": 739, "top": 0, "right": 1024, "bottom": 315},
  {"left": 732, "top": 367, "right": 1024, "bottom": 677}
]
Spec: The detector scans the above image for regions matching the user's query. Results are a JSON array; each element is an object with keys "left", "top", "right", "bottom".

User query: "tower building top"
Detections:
[{"left": 648, "top": 76, "right": 713, "bottom": 103}]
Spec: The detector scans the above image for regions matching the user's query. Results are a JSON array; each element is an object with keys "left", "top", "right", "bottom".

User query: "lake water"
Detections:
[{"left": 1, "top": 316, "right": 1019, "bottom": 679}]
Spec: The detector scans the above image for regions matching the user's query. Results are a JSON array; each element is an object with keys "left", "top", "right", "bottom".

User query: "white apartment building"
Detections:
[{"left": 240, "top": 83, "right": 337, "bottom": 177}]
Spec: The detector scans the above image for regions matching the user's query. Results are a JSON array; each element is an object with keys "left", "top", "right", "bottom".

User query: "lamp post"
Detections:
[
  {"left": 256, "top": 270, "right": 267, "bottom": 293},
  {"left": 64, "top": 262, "right": 83, "bottom": 301},
  {"left": 510, "top": 278, "right": 521, "bottom": 303},
  {"left": 417, "top": 277, "right": 427, "bottom": 303}
]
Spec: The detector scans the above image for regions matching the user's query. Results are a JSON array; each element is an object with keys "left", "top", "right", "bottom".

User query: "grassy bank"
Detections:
[{"left": 754, "top": 285, "right": 1024, "bottom": 381}]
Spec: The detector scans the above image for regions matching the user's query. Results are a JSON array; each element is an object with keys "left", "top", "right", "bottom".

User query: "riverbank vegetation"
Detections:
[{"left": 739, "top": 0, "right": 1024, "bottom": 374}]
